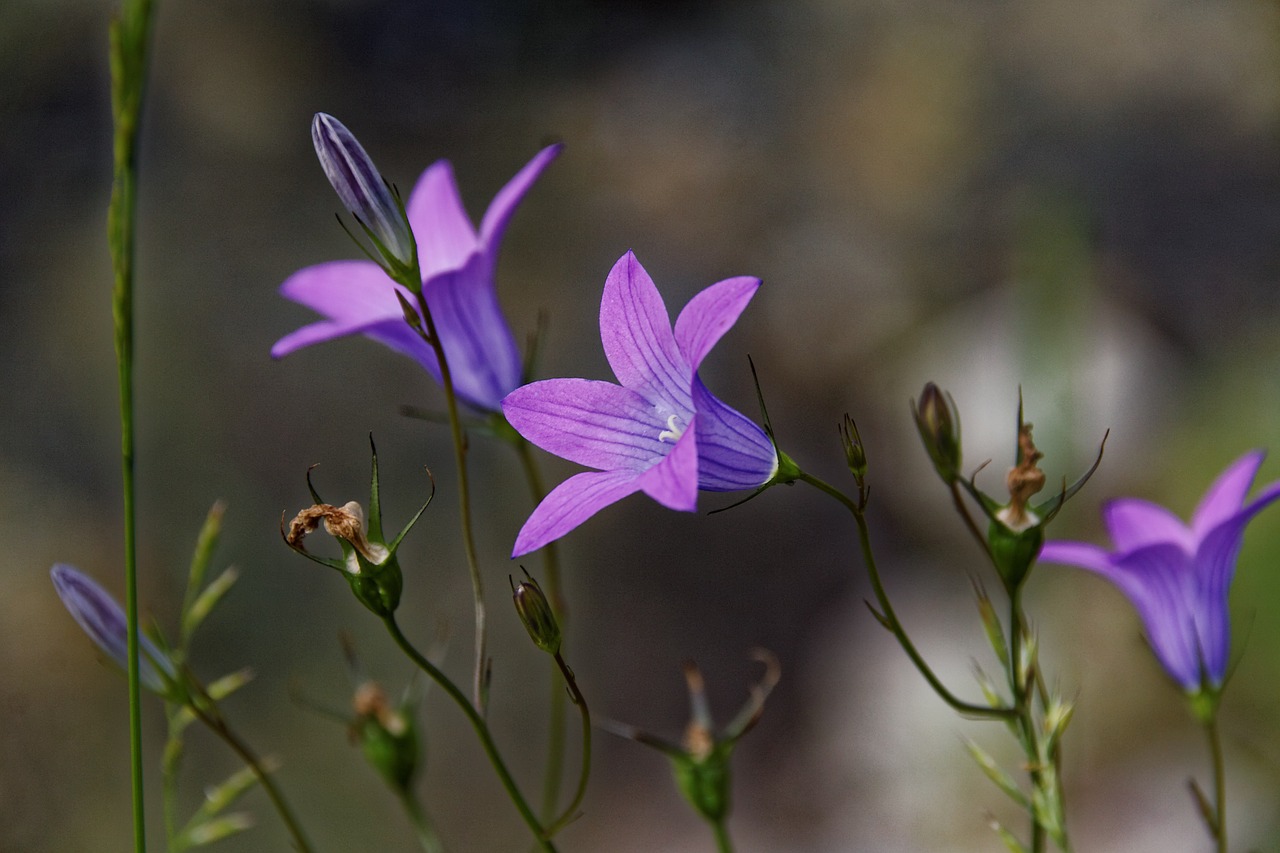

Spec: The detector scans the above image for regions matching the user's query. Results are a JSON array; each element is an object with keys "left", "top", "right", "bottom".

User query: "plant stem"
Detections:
[
  {"left": 513, "top": 437, "right": 571, "bottom": 824},
  {"left": 711, "top": 817, "right": 734, "bottom": 853},
  {"left": 384, "top": 615, "right": 556, "bottom": 851},
  {"left": 190, "top": 705, "right": 315, "bottom": 853},
  {"left": 400, "top": 789, "right": 445, "bottom": 853},
  {"left": 795, "top": 470, "right": 1016, "bottom": 720},
  {"left": 1008, "top": 593, "right": 1046, "bottom": 853},
  {"left": 545, "top": 651, "right": 591, "bottom": 836},
  {"left": 1206, "top": 715, "right": 1228, "bottom": 853},
  {"left": 108, "top": 0, "right": 156, "bottom": 849},
  {"left": 411, "top": 289, "right": 488, "bottom": 711}
]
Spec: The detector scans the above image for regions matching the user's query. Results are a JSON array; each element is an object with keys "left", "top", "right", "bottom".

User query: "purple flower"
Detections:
[
  {"left": 51, "top": 564, "right": 176, "bottom": 693},
  {"left": 272, "top": 143, "right": 563, "bottom": 412},
  {"left": 502, "top": 251, "right": 779, "bottom": 556},
  {"left": 1039, "top": 451, "right": 1280, "bottom": 692}
]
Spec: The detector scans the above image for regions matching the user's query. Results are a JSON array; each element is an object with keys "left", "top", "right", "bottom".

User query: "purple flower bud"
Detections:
[
  {"left": 50, "top": 564, "right": 175, "bottom": 693},
  {"left": 311, "top": 113, "right": 416, "bottom": 269}
]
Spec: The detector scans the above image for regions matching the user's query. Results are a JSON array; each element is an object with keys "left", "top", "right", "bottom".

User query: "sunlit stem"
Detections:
[
  {"left": 187, "top": 702, "right": 315, "bottom": 853},
  {"left": 545, "top": 651, "right": 591, "bottom": 836},
  {"left": 795, "top": 470, "right": 1017, "bottom": 720},
  {"left": 512, "top": 437, "right": 571, "bottom": 824},
  {"left": 108, "top": 0, "right": 157, "bottom": 848},
  {"left": 383, "top": 615, "right": 556, "bottom": 851}
]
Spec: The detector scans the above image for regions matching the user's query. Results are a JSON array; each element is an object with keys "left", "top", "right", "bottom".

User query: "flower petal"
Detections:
[
  {"left": 1037, "top": 540, "right": 1115, "bottom": 574},
  {"left": 478, "top": 143, "right": 563, "bottom": 253},
  {"left": 406, "top": 161, "right": 479, "bottom": 278},
  {"left": 277, "top": 260, "right": 402, "bottom": 323},
  {"left": 673, "top": 276, "right": 760, "bottom": 371},
  {"left": 599, "top": 251, "right": 691, "bottom": 415},
  {"left": 512, "top": 469, "right": 644, "bottom": 556},
  {"left": 502, "top": 378, "right": 671, "bottom": 471},
  {"left": 1108, "top": 544, "right": 1202, "bottom": 690},
  {"left": 636, "top": 417, "right": 699, "bottom": 511},
  {"left": 691, "top": 376, "right": 777, "bottom": 490},
  {"left": 421, "top": 252, "right": 522, "bottom": 410},
  {"left": 1192, "top": 450, "right": 1266, "bottom": 539},
  {"left": 1103, "top": 498, "right": 1193, "bottom": 554}
]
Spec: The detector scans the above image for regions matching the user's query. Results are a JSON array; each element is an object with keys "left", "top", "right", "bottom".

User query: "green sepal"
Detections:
[
  {"left": 987, "top": 520, "right": 1044, "bottom": 594},
  {"left": 671, "top": 742, "right": 733, "bottom": 824}
]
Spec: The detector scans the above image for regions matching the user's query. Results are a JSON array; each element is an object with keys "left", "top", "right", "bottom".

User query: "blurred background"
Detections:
[{"left": 6, "top": 0, "right": 1280, "bottom": 850}]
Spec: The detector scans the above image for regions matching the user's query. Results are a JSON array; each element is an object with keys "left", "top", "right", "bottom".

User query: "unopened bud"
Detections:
[
  {"left": 511, "top": 573, "right": 561, "bottom": 655},
  {"left": 351, "top": 681, "right": 419, "bottom": 793},
  {"left": 912, "top": 383, "right": 962, "bottom": 482},
  {"left": 839, "top": 414, "right": 867, "bottom": 482},
  {"left": 312, "top": 113, "right": 416, "bottom": 271}
]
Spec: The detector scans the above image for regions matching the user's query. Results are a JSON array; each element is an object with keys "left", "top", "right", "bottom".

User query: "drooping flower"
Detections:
[
  {"left": 50, "top": 563, "right": 176, "bottom": 693},
  {"left": 502, "top": 251, "right": 779, "bottom": 556},
  {"left": 1039, "top": 450, "right": 1280, "bottom": 692},
  {"left": 273, "top": 140, "right": 563, "bottom": 412}
]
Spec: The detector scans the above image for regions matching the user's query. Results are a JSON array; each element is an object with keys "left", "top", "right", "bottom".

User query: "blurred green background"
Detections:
[{"left": 6, "top": 0, "right": 1280, "bottom": 850}]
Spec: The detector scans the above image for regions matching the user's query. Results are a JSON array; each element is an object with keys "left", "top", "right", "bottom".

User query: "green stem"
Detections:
[
  {"left": 190, "top": 704, "right": 315, "bottom": 853},
  {"left": 411, "top": 289, "right": 487, "bottom": 711},
  {"left": 1008, "top": 593, "right": 1045, "bottom": 853},
  {"left": 545, "top": 652, "right": 591, "bottom": 836},
  {"left": 711, "top": 817, "right": 734, "bottom": 853},
  {"left": 795, "top": 470, "right": 1016, "bottom": 720},
  {"left": 1207, "top": 715, "right": 1228, "bottom": 853},
  {"left": 384, "top": 615, "right": 556, "bottom": 851},
  {"left": 400, "top": 789, "right": 445, "bottom": 853},
  {"left": 513, "top": 438, "right": 571, "bottom": 824},
  {"left": 108, "top": 0, "right": 156, "bottom": 849}
]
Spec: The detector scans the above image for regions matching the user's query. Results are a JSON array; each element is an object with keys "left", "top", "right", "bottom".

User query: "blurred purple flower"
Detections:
[
  {"left": 502, "top": 251, "right": 778, "bottom": 556},
  {"left": 1039, "top": 451, "right": 1280, "bottom": 692},
  {"left": 51, "top": 564, "right": 175, "bottom": 693},
  {"left": 272, "top": 143, "right": 563, "bottom": 412}
]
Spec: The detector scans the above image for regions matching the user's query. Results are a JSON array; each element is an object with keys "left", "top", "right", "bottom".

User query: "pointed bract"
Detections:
[
  {"left": 1039, "top": 450, "right": 1280, "bottom": 692},
  {"left": 503, "top": 251, "right": 778, "bottom": 556},
  {"left": 274, "top": 143, "right": 563, "bottom": 412}
]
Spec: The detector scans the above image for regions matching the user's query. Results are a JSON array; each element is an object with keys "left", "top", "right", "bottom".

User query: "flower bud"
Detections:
[
  {"left": 912, "top": 383, "right": 962, "bottom": 483},
  {"left": 839, "top": 413, "right": 867, "bottom": 482},
  {"left": 50, "top": 564, "right": 176, "bottom": 694},
  {"left": 351, "top": 681, "right": 419, "bottom": 794},
  {"left": 311, "top": 113, "right": 416, "bottom": 272},
  {"left": 511, "top": 573, "right": 561, "bottom": 655}
]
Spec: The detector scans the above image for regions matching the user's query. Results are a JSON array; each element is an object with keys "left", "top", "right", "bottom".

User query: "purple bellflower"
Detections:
[
  {"left": 272, "top": 141, "right": 563, "bottom": 412},
  {"left": 1039, "top": 451, "right": 1280, "bottom": 693},
  {"left": 502, "top": 251, "right": 780, "bottom": 557},
  {"left": 51, "top": 563, "right": 176, "bottom": 693}
]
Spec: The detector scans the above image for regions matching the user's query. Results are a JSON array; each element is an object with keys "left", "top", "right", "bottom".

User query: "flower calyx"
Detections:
[
  {"left": 510, "top": 570, "right": 562, "bottom": 655},
  {"left": 603, "top": 649, "right": 780, "bottom": 826},
  {"left": 281, "top": 437, "right": 434, "bottom": 618},
  {"left": 351, "top": 679, "right": 420, "bottom": 794},
  {"left": 957, "top": 392, "right": 1108, "bottom": 594}
]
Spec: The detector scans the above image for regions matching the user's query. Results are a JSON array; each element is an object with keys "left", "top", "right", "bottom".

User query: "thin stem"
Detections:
[
  {"left": 1206, "top": 715, "right": 1228, "bottom": 853},
  {"left": 711, "top": 817, "right": 734, "bottom": 853},
  {"left": 108, "top": 0, "right": 156, "bottom": 849},
  {"left": 411, "top": 289, "right": 487, "bottom": 711},
  {"left": 384, "top": 615, "right": 556, "bottom": 851},
  {"left": 189, "top": 705, "right": 315, "bottom": 853},
  {"left": 546, "top": 652, "right": 591, "bottom": 836},
  {"left": 1008, "top": 594, "right": 1045, "bottom": 853},
  {"left": 399, "top": 789, "right": 445, "bottom": 853},
  {"left": 513, "top": 437, "right": 571, "bottom": 824},
  {"left": 795, "top": 470, "right": 1016, "bottom": 720}
]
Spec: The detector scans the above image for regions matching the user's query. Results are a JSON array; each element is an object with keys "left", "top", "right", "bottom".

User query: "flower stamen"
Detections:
[{"left": 658, "top": 414, "right": 685, "bottom": 444}]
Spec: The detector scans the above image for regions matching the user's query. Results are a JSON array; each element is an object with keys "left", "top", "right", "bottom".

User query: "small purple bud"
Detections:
[
  {"left": 311, "top": 113, "right": 416, "bottom": 270},
  {"left": 50, "top": 564, "right": 175, "bottom": 693}
]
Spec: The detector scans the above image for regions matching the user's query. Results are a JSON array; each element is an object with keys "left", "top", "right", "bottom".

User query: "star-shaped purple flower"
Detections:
[
  {"left": 272, "top": 143, "right": 563, "bottom": 412},
  {"left": 1039, "top": 451, "right": 1280, "bottom": 692},
  {"left": 502, "top": 251, "right": 779, "bottom": 557}
]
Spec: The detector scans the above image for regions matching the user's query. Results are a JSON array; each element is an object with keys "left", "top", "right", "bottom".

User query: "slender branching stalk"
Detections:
[
  {"left": 383, "top": 615, "right": 556, "bottom": 851},
  {"left": 544, "top": 652, "right": 591, "bottom": 836}
]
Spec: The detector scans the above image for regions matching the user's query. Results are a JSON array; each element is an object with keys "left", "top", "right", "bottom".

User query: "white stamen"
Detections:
[{"left": 658, "top": 414, "right": 685, "bottom": 444}]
